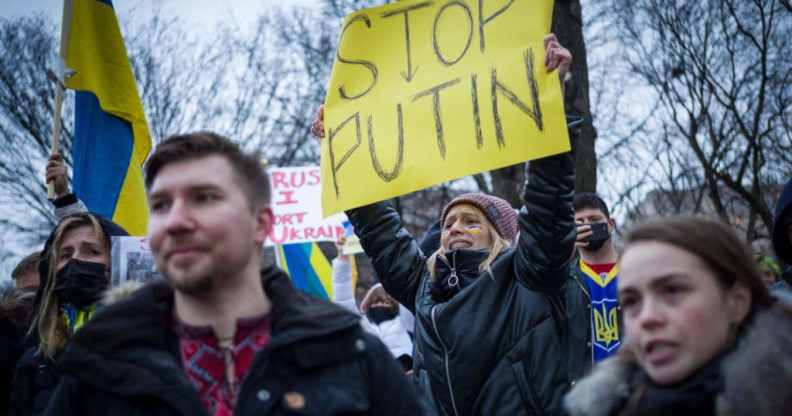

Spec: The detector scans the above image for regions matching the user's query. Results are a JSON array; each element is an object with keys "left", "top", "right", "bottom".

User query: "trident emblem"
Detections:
[{"left": 593, "top": 303, "right": 619, "bottom": 345}]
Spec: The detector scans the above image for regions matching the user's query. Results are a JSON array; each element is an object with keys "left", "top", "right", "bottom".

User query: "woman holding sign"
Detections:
[{"left": 315, "top": 34, "right": 583, "bottom": 416}]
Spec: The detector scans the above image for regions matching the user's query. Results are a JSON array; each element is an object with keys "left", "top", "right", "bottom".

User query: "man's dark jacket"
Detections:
[
  {"left": 346, "top": 146, "right": 589, "bottom": 415},
  {"left": 43, "top": 266, "right": 424, "bottom": 415}
]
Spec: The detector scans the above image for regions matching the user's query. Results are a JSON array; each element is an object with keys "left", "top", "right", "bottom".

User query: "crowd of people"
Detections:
[{"left": 1, "top": 33, "right": 791, "bottom": 416}]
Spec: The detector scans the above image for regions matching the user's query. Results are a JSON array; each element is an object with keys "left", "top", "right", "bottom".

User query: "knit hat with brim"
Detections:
[{"left": 440, "top": 193, "right": 519, "bottom": 244}]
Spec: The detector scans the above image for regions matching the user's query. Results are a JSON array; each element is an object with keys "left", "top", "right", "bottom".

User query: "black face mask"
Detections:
[
  {"left": 586, "top": 236, "right": 609, "bottom": 251},
  {"left": 52, "top": 259, "right": 109, "bottom": 308},
  {"left": 366, "top": 306, "right": 400, "bottom": 324},
  {"left": 585, "top": 223, "right": 611, "bottom": 251}
]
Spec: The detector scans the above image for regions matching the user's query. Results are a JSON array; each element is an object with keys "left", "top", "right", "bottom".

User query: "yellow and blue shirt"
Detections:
[
  {"left": 62, "top": 303, "right": 98, "bottom": 333},
  {"left": 578, "top": 259, "right": 621, "bottom": 363}
]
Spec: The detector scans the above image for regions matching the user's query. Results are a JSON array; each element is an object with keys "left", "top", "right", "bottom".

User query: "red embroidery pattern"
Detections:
[{"left": 175, "top": 315, "right": 271, "bottom": 416}]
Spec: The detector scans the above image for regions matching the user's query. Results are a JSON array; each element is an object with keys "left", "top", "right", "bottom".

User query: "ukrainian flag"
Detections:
[
  {"left": 63, "top": 0, "right": 151, "bottom": 235},
  {"left": 276, "top": 242, "right": 334, "bottom": 300}
]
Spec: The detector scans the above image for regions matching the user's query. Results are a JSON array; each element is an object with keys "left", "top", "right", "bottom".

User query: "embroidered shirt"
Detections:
[{"left": 173, "top": 314, "right": 272, "bottom": 416}]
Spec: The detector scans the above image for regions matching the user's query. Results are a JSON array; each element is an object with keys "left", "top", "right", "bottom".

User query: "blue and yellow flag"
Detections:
[
  {"left": 64, "top": 0, "right": 151, "bottom": 235},
  {"left": 276, "top": 242, "right": 334, "bottom": 300}
]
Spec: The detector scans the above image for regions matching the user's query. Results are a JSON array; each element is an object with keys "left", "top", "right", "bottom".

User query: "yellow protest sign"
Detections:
[{"left": 322, "top": 0, "right": 569, "bottom": 216}]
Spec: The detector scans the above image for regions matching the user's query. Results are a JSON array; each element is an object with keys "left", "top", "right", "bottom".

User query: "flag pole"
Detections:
[{"left": 48, "top": 0, "right": 73, "bottom": 199}]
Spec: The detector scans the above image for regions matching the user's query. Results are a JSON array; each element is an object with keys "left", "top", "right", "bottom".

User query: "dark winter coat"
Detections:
[
  {"left": 563, "top": 302, "right": 792, "bottom": 416},
  {"left": 10, "top": 213, "right": 128, "bottom": 416},
  {"left": 42, "top": 266, "right": 424, "bottom": 416},
  {"left": 773, "top": 178, "right": 792, "bottom": 265},
  {"left": 1, "top": 286, "right": 35, "bottom": 415},
  {"left": 0, "top": 318, "right": 22, "bottom": 413},
  {"left": 9, "top": 349, "right": 59, "bottom": 416},
  {"left": 346, "top": 148, "right": 581, "bottom": 415}
]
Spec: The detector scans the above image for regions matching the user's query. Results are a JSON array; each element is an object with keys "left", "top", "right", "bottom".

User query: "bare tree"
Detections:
[
  {"left": 0, "top": 16, "right": 68, "bottom": 248},
  {"left": 590, "top": 0, "right": 790, "bottom": 242},
  {"left": 553, "top": 0, "right": 598, "bottom": 193}
]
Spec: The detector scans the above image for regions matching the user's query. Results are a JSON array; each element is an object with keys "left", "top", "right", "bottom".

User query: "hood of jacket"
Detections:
[
  {"left": 55, "top": 265, "right": 361, "bottom": 399},
  {"left": 773, "top": 179, "right": 792, "bottom": 264}
]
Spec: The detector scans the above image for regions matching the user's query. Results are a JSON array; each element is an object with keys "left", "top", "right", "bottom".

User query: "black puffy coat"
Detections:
[
  {"left": 9, "top": 349, "right": 59, "bottom": 416},
  {"left": 43, "top": 266, "right": 424, "bottom": 416},
  {"left": 346, "top": 149, "right": 583, "bottom": 415}
]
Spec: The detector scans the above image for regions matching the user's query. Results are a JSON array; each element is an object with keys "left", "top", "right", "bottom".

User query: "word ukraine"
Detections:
[{"left": 267, "top": 167, "right": 346, "bottom": 245}]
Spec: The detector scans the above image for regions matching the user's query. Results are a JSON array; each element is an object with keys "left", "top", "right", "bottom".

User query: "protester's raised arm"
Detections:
[
  {"left": 345, "top": 202, "right": 426, "bottom": 314},
  {"left": 331, "top": 239, "right": 360, "bottom": 314},
  {"left": 513, "top": 34, "right": 577, "bottom": 292},
  {"left": 311, "top": 104, "right": 325, "bottom": 139},
  {"left": 544, "top": 33, "right": 572, "bottom": 83},
  {"left": 45, "top": 153, "right": 88, "bottom": 220},
  {"left": 46, "top": 153, "right": 69, "bottom": 199}
]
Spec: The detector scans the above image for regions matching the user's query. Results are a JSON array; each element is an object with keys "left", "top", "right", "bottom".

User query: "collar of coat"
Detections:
[{"left": 56, "top": 265, "right": 362, "bottom": 397}]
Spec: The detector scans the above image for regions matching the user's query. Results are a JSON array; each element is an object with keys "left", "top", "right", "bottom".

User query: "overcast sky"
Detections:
[{"left": 2, "top": 0, "right": 320, "bottom": 28}]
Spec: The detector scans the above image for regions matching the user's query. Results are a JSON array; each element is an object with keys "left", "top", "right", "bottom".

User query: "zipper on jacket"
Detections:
[
  {"left": 441, "top": 251, "right": 460, "bottom": 289},
  {"left": 431, "top": 306, "right": 460, "bottom": 416}
]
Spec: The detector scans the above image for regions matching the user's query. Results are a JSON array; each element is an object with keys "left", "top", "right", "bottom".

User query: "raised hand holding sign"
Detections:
[{"left": 320, "top": 0, "right": 570, "bottom": 216}]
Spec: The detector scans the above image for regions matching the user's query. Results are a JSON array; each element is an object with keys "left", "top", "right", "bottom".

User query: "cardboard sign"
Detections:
[
  {"left": 110, "top": 236, "right": 161, "bottom": 285},
  {"left": 268, "top": 166, "right": 347, "bottom": 245},
  {"left": 321, "top": 0, "right": 568, "bottom": 216}
]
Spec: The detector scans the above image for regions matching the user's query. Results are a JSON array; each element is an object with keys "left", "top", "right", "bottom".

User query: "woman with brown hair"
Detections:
[
  {"left": 10, "top": 213, "right": 127, "bottom": 416},
  {"left": 564, "top": 216, "right": 792, "bottom": 416}
]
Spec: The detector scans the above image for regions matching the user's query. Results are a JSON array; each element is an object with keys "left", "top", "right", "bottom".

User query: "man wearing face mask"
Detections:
[
  {"left": 10, "top": 213, "right": 127, "bottom": 416},
  {"left": 568, "top": 193, "right": 622, "bottom": 364}
]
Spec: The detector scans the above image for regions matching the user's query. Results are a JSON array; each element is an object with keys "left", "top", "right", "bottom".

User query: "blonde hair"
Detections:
[
  {"left": 31, "top": 214, "right": 107, "bottom": 359},
  {"left": 426, "top": 216, "right": 512, "bottom": 279}
]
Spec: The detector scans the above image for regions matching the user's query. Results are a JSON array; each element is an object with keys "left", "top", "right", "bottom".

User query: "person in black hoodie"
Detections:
[
  {"left": 43, "top": 131, "right": 423, "bottom": 416},
  {"left": 771, "top": 178, "right": 792, "bottom": 293},
  {"left": 313, "top": 34, "right": 580, "bottom": 415},
  {"left": 10, "top": 212, "right": 128, "bottom": 416},
  {"left": 564, "top": 216, "right": 791, "bottom": 416}
]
